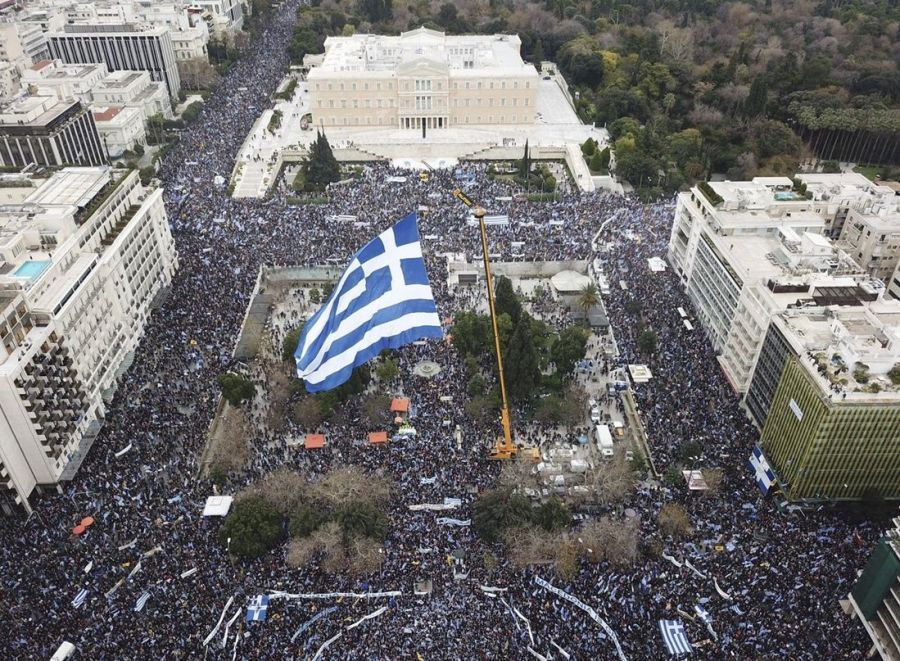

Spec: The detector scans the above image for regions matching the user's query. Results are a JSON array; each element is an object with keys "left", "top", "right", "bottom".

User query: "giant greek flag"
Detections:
[{"left": 294, "top": 212, "right": 442, "bottom": 392}]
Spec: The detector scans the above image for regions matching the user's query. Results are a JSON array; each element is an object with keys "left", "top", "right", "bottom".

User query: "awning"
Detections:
[
  {"left": 305, "top": 433, "right": 325, "bottom": 449},
  {"left": 368, "top": 431, "right": 388, "bottom": 444},
  {"left": 202, "top": 495, "right": 233, "bottom": 517},
  {"left": 390, "top": 398, "right": 409, "bottom": 413}
]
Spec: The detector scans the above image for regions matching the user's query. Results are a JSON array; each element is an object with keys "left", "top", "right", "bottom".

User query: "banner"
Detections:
[
  {"left": 203, "top": 596, "right": 235, "bottom": 647},
  {"left": 312, "top": 632, "right": 343, "bottom": 661},
  {"left": 684, "top": 559, "right": 706, "bottom": 579},
  {"left": 714, "top": 579, "right": 732, "bottom": 600},
  {"left": 534, "top": 576, "right": 628, "bottom": 661},
  {"left": 345, "top": 606, "right": 387, "bottom": 631},
  {"left": 291, "top": 606, "right": 339, "bottom": 643},
  {"left": 269, "top": 590, "right": 401, "bottom": 601},
  {"left": 551, "top": 640, "right": 571, "bottom": 659},
  {"left": 408, "top": 503, "right": 456, "bottom": 512},
  {"left": 435, "top": 517, "right": 471, "bottom": 526}
]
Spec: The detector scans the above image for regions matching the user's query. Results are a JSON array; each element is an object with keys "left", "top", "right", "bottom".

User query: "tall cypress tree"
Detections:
[{"left": 504, "top": 315, "right": 540, "bottom": 403}]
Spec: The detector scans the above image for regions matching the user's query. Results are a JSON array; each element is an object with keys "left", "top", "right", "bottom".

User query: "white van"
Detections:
[
  {"left": 595, "top": 424, "right": 614, "bottom": 458},
  {"left": 51, "top": 642, "right": 76, "bottom": 660}
]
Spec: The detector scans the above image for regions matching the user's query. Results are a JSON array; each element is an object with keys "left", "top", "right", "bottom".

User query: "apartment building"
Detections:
[
  {"left": 667, "top": 177, "right": 880, "bottom": 395},
  {"left": 0, "top": 20, "right": 50, "bottom": 65},
  {"left": 189, "top": 0, "right": 243, "bottom": 35},
  {"left": 0, "top": 61, "right": 20, "bottom": 103},
  {"left": 749, "top": 302, "right": 900, "bottom": 501},
  {"left": 0, "top": 167, "right": 177, "bottom": 514},
  {"left": 0, "top": 95, "right": 106, "bottom": 168},
  {"left": 46, "top": 25, "right": 181, "bottom": 100},
  {"left": 92, "top": 70, "right": 172, "bottom": 121},
  {"left": 307, "top": 28, "right": 540, "bottom": 131},
  {"left": 839, "top": 208, "right": 900, "bottom": 281},
  {"left": 20, "top": 59, "right": 108, "bottom": 105}
]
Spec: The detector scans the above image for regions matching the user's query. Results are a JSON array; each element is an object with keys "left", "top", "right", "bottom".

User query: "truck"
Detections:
[{"left": 595, "top": 424, "right": 614, "bottom": 458}]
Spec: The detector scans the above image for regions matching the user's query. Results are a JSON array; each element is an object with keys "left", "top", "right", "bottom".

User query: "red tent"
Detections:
[
  {"left": 304, "top": 433, "right": 325, "bottom": 449},
  {"left": 80, "top": 516, "right": 95, "bottom": 528},
  {"left": 390, "top": 398, "right": 409, "bottom": 413},
  {"left": 368, "top": 431, "right": 388, "bottom": 445},
  {"left": 72, "top": 524, "right": 86, "bottom": 536}
]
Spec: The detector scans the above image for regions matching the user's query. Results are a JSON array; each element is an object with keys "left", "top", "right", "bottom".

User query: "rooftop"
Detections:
[
  {"left": 310, "top": 27, "right": 537, "bottom": 77},
  {"left": 93, "top": 106, "right": 122, "bottom": 122},
  {"left": 0, "top": 95, "right": 76, "bottom": 127}
]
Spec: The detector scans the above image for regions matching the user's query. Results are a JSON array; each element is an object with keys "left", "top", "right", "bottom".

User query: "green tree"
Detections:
[
  {"left": 550, "top": 326, "right": 589, "bottom": 378},
  {"left": 335, "top": 500, "right": 390, "bottom": 542},
  {"left": 182, "top": 101, "right": 204, "bottom": 123},
  {"left": 300, "top": 130, "right": 341, "bottom": 192},
  {"left": 576, "top": 282, "right": 600, "bottom": 316},
  {"left": 581, "top": 137, "right": 597, "bottom": 156},
  {"left": 752, "top": 120, "right": 801, "bottom": 158},
  {"left": 451, "top": 311, "right": 491, "bottom": 358},
  {"left": 504, "top": 315, "right": 541, "bottom": 402},
  {"left": 745, "top": 75, "right": 768, "bottom": 118},
  {"left": 532, "top": 496, "right": 572, "bottom": 532},
  {"left": 138, "top": 166, "right": 156, "bottom": 185},
  {"left": 518, "top": 140, "right": 531, "bottom": 179},
  {"left": 589, "top": 150, "right": 606, "bottom": 172},
  {"left": 473, "top": 488, "right": 534, "bottom": 543},
  {"left": 217, "top": 372, "right": 255, "bottom": 406},
  {"left": 494, "top": 275, "right": 522, "bottom": 325},
  {"left": 375, "top": 357, "right": 399, "bottom": 383},
  {"left": 289, "top": 503, "right": 325, "bottom": 538},
  {"left": 282, "top": 325, "right": 304, "bottom": 362},
  {"left": 888, "top": 364, "right": 900, "bottom": 385},
  {"left": 637, "top": 329, "right": 658, "bottom": 355},
  {"left": 219, "top": 495, "right": 283, "bottom": 557}
]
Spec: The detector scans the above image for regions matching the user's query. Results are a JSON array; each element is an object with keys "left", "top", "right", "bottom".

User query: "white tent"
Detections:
[{"left": 202, "top": 495, "right": 233, "bottom": 517}]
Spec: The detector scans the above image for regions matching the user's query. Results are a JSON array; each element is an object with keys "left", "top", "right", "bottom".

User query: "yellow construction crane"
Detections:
[{"left": 452, "top": 188, "right": 517, "bottom": 460}]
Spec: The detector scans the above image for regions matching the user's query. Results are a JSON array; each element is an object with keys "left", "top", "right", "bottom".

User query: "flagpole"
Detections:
[{"left": 473, "top": 205, "right": 515, "bottom": 460}]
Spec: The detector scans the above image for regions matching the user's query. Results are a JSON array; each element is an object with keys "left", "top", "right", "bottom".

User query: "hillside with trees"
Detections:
[{"left": 291, "top": 0, "right": 899, "bottom": 197}]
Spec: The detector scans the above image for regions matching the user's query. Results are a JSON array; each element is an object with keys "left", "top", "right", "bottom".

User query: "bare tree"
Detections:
[
  {"left": 286, "top": 537, "right": 319, "bottom": 568},
  {"left": 347, "top": 536, "right": 384, "bottom": 575},
  {"left": 177, "top": 58, "right": 220, "bottom": 90},
  {"left": 578, "top": 517, "right": 640, "bottom": 566},
  {"left": 251, "top": 467, "right": 309, "bottom": 516},
  {"left": 581, "top": 451, "right": 635, "bottom": 506},
  {"left": 702, "top": 468, "right": 725, "bottom": 496},
  {"left": 504, "top": 527, "right": 556, "bottom": 569},
  {"left": 361, "top": 392, "right": 391, "bottom": 428},
  {"left": 553, "top": 538, "right": 580, "bottom": 582},
  {"left": 658, "top": 503, "right": 693, "bottom": 539},
  {"left": 206, "top": 405, "right": 250, "bottom": 475},
  {"left": 292, "top": 397, "right": 325, "bottom": 430},
  {"left": 312, "top": 521, "right": 346, "bottom": 573},
  {"left": 309, "top": 466, "right": 392, "bottom": 508}
]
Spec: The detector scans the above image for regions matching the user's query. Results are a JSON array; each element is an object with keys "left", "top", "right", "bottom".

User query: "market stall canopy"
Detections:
[
  {"left": 390, "top": 398, "right": 410, "bottom": 413},
  {"left": 368, "top": 431, "right": 388, "bottom": 444},
  {"left": 305, "top": 433, "right": 325, "bottom": 449}
]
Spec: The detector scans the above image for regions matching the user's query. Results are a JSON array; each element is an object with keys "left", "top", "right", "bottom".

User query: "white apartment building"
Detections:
[
  {"left": 170, "top": 24, "right": 208, "bottom": 61},
  {"left": 20, "top": 59, "right": 107, "bottom": 105},
  {"left": 795, "top": 172, "right": 897, "bottom": 238},
  {"left": 0, "top": 167, "right": 177, "bottom": 514},
  {"left": 0, "top": 61, "right": 20, "bottom": 103},
  {"left": 92, "top": 105, "right": 145, "bottom": 157},
  {"left": 0, "top": 20, "right": 50, "bottom": 65},
  {"left": 92, "top": 69, "right": 173, "bottom": 121},
  {"left": 189, "top": 0, "right": 243, "bottom": 35},
  {"left": 307, "top": 28, "right": 540, "bottom": 131},
  {"left": 838, "top": 208, "right": 900, "bottom": 281},
  {"left": 889, "top": 258, "right": 900, "bottom": 302},
  {"left": 668, "top": 177, "right": 885, "bottom": 395},
  {"left": 47, "top": 25, "right": 181, "bottom": 100}
]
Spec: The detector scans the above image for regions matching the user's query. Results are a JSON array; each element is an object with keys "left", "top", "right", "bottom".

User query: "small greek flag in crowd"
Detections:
[
  {"left": 294, "top": 212, "right": 442, "bottom": 392},
  {"left": 748, "top": 446, "right": 776, "bottom": 495},
  {"left": 694, "top": 604, "right": 711, "bottom": 626},
  {"left": 72, "top": 589, "right": 88, "bottom": 609},
  {"left": 246, "top": 594, "right": 269, "bottom": 622},
  {"left": 659, "top": 619, "right": 692, "bottom": 656},
  {"left": 134, "top": 591, "right": 151, "bottom": 612}
]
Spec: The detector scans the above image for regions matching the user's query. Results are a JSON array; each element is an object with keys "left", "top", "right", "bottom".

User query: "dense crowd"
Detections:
[{"left": 0, "top": 2, "right": 885, "bottom": 659}]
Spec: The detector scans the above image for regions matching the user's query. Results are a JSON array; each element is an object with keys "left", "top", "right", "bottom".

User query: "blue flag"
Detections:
[
  {"left": 748, "top": 447, "right": 776, "bottom": 495},
  {"left": 246, "top": 594, "right": 269, "bottom": 622},
  {"left": 294, "top": 212, "right": 442, "bottom": 392}
]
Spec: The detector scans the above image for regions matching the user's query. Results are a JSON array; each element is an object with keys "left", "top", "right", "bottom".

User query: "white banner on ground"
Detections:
[
  {"left": 435, "top": 517, "right": 471, "bottom": 526},
  {"left": 114, "top": 444, "right": 132, "bottom": 458},
  {"left": 180, "top": 567, "right": 198, "bottom": 579},
  {"left": 420, "top": 476, "right": 437, "bottom": 485},
  {"left": 203, "top": 596, "right": 235, "bottom": 647},
  {"left": 527, "top": 647, "right": 547, "bottom": 661},
  {"left": 513, "top": 606, "right": 535, "bottom": 646},
  {"left": 104, "top": 578, "right": 124, "bottom": 599},
  {"left": 714, "top": 579, "right": 732, "bottom": 601},
  {"left": 83, "top": 561, "right": 93, "bottom": 574},
  {"left": 534, "top": 576, "right": 628, "bottom": 661},
  {"left": 662, "top": 553, "right": 682, "bottom": 568},
  {"left": 408, "top": 503, "right": 456, "bottom": 511},
  {"left": 127, "top": 560, "right": 142, "bottom": 580},
  {"left": 312, "top": 632, "right": 342, "bottom": 661},
  {"left": 345, "top": 606, "right": 387, "bottom": 631},
  {"left": 118, "top": 539, "right": 137, "bottom": 551},
  {"left": 551, "top": 639, "right": 571, "bottom": 659},
  {"left": 221, "top": 608, "right": 241, "bottom": 648},
  {"left": 269, "top": 590, "right": 401, "bottom": 601}
]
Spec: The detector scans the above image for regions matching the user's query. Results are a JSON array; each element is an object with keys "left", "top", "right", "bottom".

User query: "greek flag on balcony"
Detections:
[
  {"left": 246, "top": 595, "right": 269, "bottom": 623},
  {"left": 748, "top": 446, "right": 776, "bottom": 495},
  {"left": 659, "top": 619, "right": 692, "bottom": 656},
  {"left": 294, "top": 212, "right": 443, "bottom": 392}
]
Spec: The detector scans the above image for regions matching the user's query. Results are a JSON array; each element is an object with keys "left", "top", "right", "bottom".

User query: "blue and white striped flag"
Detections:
[
  {"left": 748, "top": 446, "right": 776, "bottom": 495},
  {"left": 294, "top": 212, "right": 442, "bottom": 392},
  {"left": 694, "top": 603, "right": 717, "bottom": 641},
  {"left": 135, "top": 591, "right": 151, "bottom": 612},
  {"left": 659, "top": 619, "right": 692, "bottom": 656},
  {"left": 72, "top": 589, "right": 88, "bottom": 609}
]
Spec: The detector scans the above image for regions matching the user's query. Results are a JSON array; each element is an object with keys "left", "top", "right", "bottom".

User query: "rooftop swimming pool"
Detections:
[
  {"left": 13, "top": 260, "right": 51, "bottom": 280},
  {"left": 774, "top": 191, "right": 802, "bottom": 201}
]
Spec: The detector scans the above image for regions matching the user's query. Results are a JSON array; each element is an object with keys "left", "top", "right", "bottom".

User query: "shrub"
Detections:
[
  {"left": 290, "top": 503, "right": 326, "bottom": 538},
  {"left": 216, "top": 372, "right": 255, "bottom": 407},
  {"left": 473, "top": 488, "right": 534, "bottom": 543}
]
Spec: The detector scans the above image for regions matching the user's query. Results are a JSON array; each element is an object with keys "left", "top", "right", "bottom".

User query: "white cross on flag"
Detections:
[
  {"left": 246, "top": 594, "right": 269, "bottom": 623},
  {"left": 748, "top": 446, "right": 776, "bottom": 495}
]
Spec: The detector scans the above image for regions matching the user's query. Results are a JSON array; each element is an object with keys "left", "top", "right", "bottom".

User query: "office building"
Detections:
[
  {"left": 0, "top": 95, "right": 106, "bottom": 168},
  {"left": 0, "top": 167, "right": 177, "bottom": 514},
  {"left": 0, "top": 61, "right": 20, "bottom": 103},
  {"left": 307, "top": 27, "right": 540, "bottom": 131},
  {"left": 848, "top": 514, "right": 900, "bottom": 660},
  {"left": 747, "top": 301, "right": 900, "bottom": 500},
  {"left": 47, "top": 25, "right": 181, "bottom": 100}
]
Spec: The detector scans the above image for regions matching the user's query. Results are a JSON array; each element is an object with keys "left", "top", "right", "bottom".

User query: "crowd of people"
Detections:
[{"left": 0, "top": 2, "right": 886, "bottom": 659}]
